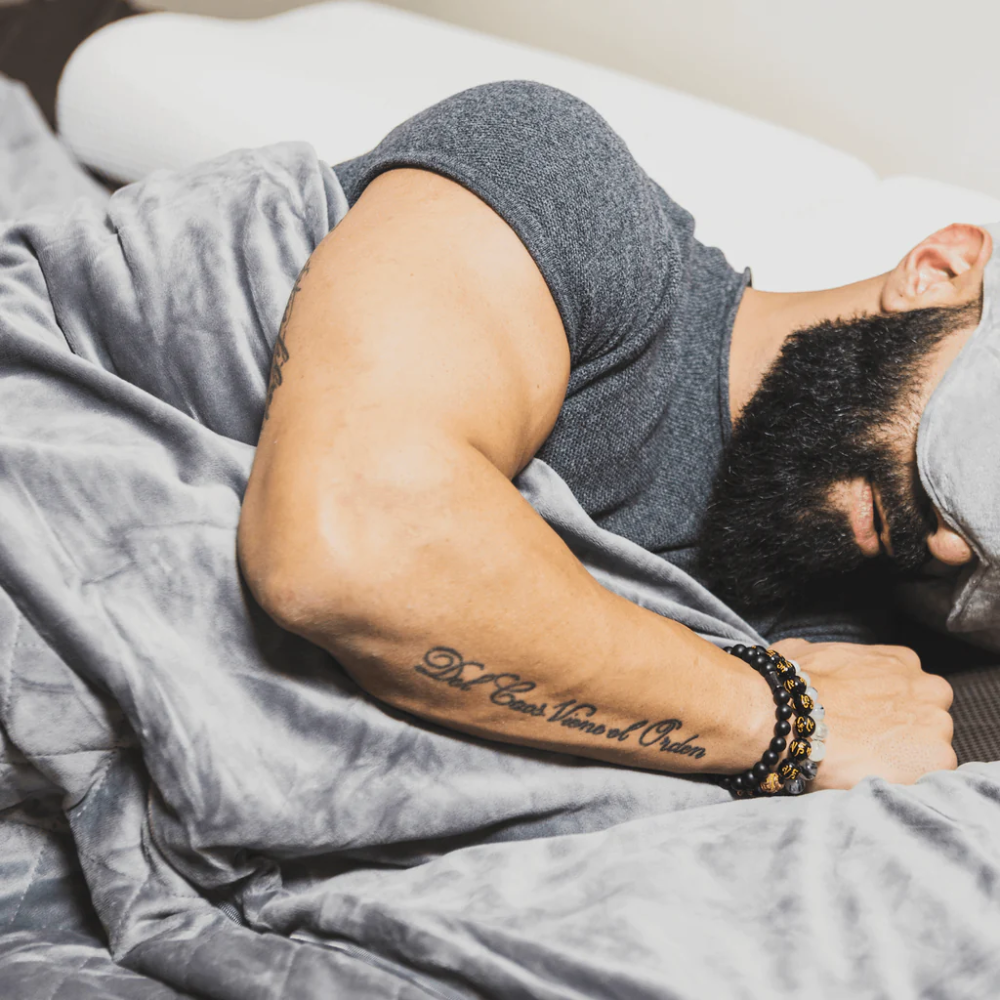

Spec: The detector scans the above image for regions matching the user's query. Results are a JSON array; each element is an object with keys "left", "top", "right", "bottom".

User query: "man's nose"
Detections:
[{"left": 927, "top": 508, "right": 975, "bottom": 566}]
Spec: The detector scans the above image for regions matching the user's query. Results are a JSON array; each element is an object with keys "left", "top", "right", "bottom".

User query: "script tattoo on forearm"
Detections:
[
  {"left": 263, "top": 260, "right": 311, "bottom": 421},
  {"left": 414, "top": 646, "right": 707, "bottom": 759}
]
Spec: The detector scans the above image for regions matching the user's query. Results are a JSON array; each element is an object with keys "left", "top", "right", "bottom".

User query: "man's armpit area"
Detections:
[{"left": 260, "top": 167, "right": 570, "bottom": 479}]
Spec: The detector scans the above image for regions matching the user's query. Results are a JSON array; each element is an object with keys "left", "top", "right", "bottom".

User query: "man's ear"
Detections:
[{"left": 881, "top": 223, "right": 991, "bottom": 313}]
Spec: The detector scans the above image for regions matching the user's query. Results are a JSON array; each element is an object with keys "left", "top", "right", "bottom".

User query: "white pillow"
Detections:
[{"left": 743, "top": 176, "right": 1000, "bottom": 292}]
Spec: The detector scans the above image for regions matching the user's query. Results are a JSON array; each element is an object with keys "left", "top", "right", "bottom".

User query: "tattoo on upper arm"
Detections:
[
  {"left": 413, "top": 646, "right": 707, "bottom": 759},
  {"left": 263, "top": 260, "right": 311, "bottom": 422}
]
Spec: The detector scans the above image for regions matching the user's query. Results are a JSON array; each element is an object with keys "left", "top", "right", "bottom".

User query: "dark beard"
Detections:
[{"left": 696, "top": 302, "right": 980, "bottom": 615}]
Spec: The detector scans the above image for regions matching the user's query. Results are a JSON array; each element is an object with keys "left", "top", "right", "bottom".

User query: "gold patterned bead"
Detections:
[
  {"left": 760, "top": 772, "right": 782, "bottom": 795},
  {"left": 796, "top": 692, "right": 815, "bottom": 712},
  {"left": 789, "top": 739, "right": 812, "bottom": 760},
  {"left": 778, "top": 760, "right": 801, "bottom": 781},
  {"left": 794, "top": 715, "right": 816, "bottom": 736}
]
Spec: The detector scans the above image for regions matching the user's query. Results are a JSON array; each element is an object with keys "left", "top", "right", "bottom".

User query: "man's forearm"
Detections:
[
  {"left": 239, "top": 442, "right": 775, "bottom": 777},
  {"left": 380, "top": 640, "right": 750, "bottom": 772}
]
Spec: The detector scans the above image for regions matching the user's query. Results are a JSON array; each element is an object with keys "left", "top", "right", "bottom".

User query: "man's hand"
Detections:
[{"left": 773, "top": 639, "right": 956, "bottom": 790}]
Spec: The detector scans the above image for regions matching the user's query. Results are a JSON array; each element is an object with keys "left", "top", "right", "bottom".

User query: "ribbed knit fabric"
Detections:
[
  {"left": 950, "top": 668, "right": 1000, "bottom": 763},
  {"left": 334, "top": 80, "right": 749, "bottom": 577}
]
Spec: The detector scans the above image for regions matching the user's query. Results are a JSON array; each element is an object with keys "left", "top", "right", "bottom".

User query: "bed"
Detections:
[
  {"left": 0, "top": 4, "right": 999, "bottom": 997},
  {"left": 52, "top": 0, "right": 1000, "bottom": 758}
]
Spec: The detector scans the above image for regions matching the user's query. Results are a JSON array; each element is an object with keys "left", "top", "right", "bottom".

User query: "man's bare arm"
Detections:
[{"left": 237, "top": 168, "right": 954, "bottom": 783}]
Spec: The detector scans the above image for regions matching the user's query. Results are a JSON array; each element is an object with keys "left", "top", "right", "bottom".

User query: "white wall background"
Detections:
[{"left": 135, "top": 0, "right": 1000, "bottom": 199}]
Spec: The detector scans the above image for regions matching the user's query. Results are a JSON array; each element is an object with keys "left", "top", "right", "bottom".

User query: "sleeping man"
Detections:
[{"left": 237, "top": 81, "right": 975, "bottom": 794}]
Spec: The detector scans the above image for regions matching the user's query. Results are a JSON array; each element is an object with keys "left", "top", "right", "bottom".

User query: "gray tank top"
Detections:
[{"left": 334, "top": 80, "right": 748, "bottom": 577}]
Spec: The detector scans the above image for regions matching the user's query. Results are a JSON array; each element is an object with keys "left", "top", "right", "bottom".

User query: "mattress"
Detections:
[{"left": 58, "top": 0, "right": 1000, "bottom": 291}]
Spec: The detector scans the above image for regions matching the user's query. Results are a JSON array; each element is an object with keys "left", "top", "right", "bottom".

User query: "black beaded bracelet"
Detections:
[{"left": 716, "top": 645, "right": 827, "bottom": 797}]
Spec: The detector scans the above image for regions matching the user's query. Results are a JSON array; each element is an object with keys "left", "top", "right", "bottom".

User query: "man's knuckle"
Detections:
[
  {"left": 917, "top": 673, "right": 954, "bottom": 707},
  {"left": 924, "top": 705, "right": 955, "bottom": 741},
  {"left": 932, "top": 675, "right": 955, "bottom": 708},
  {"left": 942, "top": 712, "right": 955, "bottom": 743}
]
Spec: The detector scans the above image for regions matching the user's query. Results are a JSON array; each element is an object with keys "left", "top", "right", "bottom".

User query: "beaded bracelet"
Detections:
[{"left": 716, "top": 644, "right": 828, "bottom": 797}]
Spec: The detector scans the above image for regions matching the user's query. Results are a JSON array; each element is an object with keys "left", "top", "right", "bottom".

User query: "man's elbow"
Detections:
[
  {"left": 238, "top": 544, "right": 325, "bottom": 638},
  {"left": 237, "top": 445, "right": 486, "bottom": 649},
  {"left": 238, "top": 498, "right": 360, "bottom": 639},
  {"left": 236, "top": 492, "right": 425, "bottom": 650}
]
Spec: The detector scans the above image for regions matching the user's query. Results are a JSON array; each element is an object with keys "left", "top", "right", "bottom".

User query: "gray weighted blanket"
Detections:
[{"left": 1, "top": 76, "right": 999, "bottom": 998}]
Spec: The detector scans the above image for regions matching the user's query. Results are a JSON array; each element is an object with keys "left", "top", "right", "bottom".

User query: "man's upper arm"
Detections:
[
  {"left": 258, "top": 167, "right": 569, "bottom": 477},
  {"left": 238, "top": 167, "right": 571, "bottom": 612}
]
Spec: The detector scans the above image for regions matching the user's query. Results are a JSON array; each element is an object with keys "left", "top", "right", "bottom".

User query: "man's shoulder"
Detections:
[
  {"left": 334, "top": 81, "right": 691, "bottom": 367},
  {"left": 337, "top": 81, "right": 628, "bottom": 186}
]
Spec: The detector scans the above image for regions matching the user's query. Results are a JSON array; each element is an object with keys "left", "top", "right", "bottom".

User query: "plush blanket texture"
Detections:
[{"left": 1, "top": 76, "right": 999, "bottom": 999}]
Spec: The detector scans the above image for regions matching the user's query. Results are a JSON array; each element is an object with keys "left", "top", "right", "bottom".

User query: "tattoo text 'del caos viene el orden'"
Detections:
[
  {"left": 413, "top": 646, "right": 707, "bottom": 759},
  {"left": 263, "top": 260, "right": 311, "bottom": 422}
]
